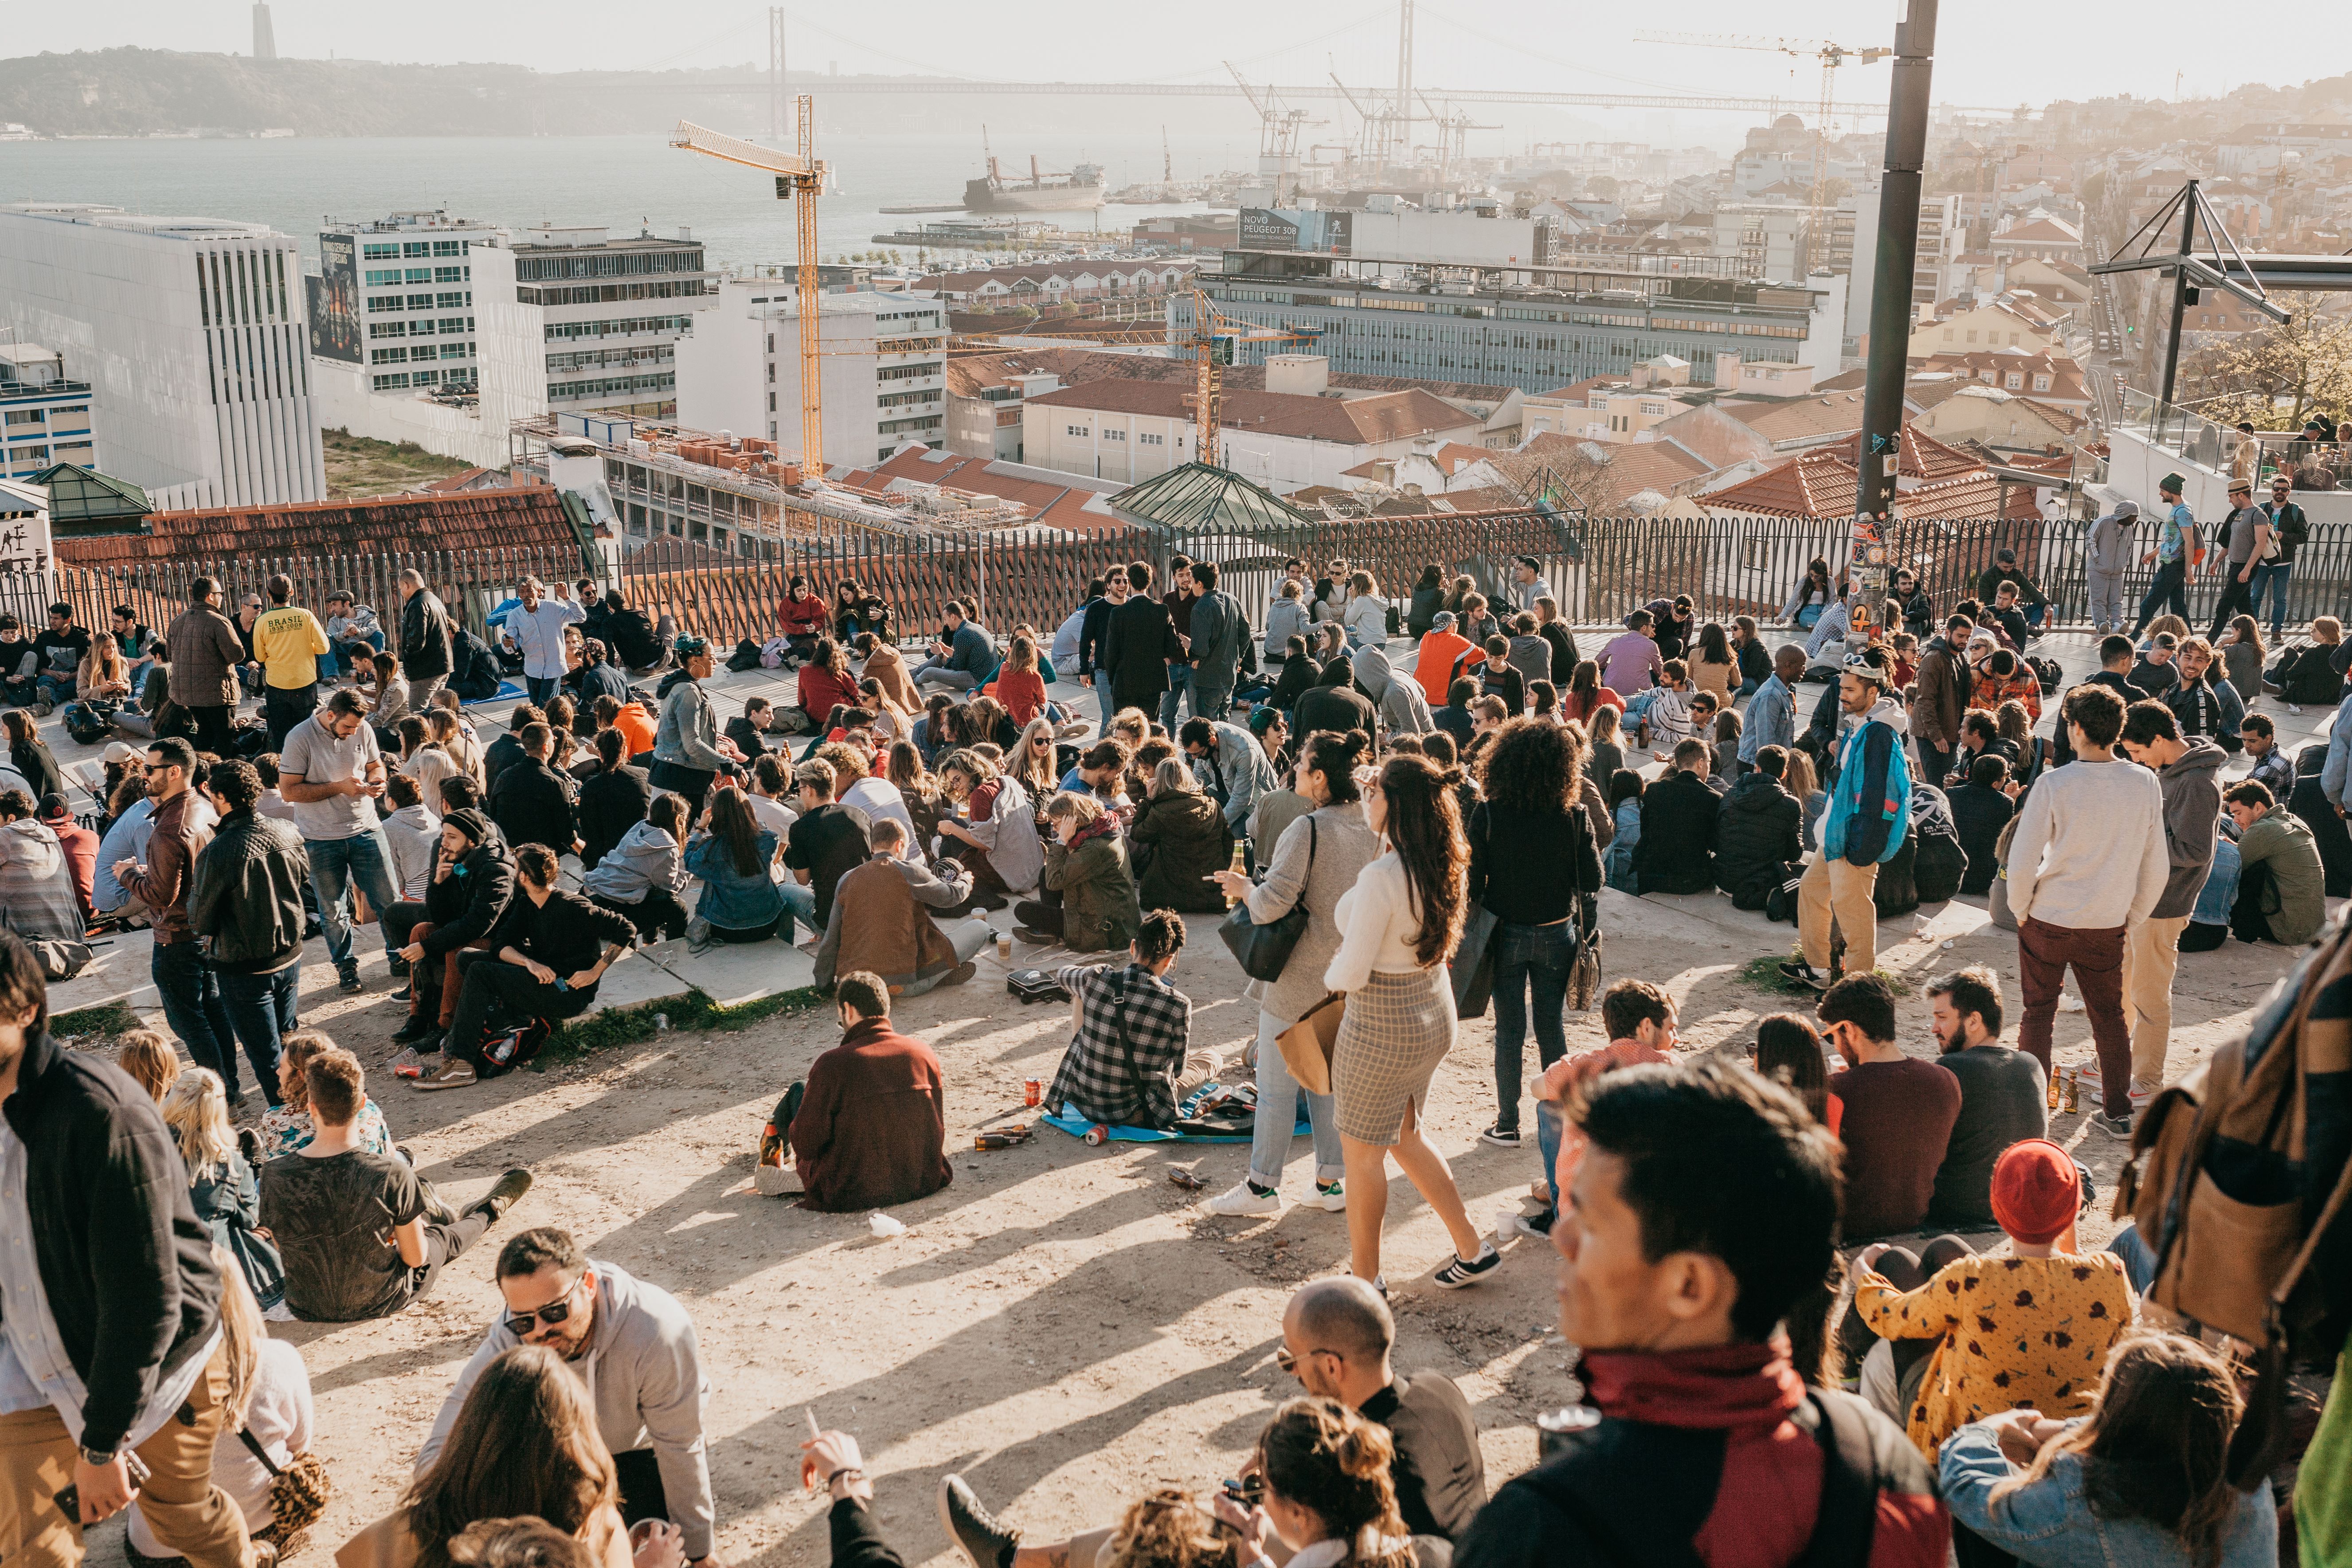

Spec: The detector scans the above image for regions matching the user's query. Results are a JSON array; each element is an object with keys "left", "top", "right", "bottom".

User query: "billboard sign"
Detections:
[
  {"left": 306, "top": 233, "right": 363, "bottom": 364},
  {"left": 1237, "top": 208, "right": 1351, "bottom": 255}
]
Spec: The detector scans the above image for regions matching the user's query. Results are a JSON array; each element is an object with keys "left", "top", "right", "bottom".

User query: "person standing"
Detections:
[
  {"left": 1780, "top": 657, "right": 1911, "bottom": 991},
  {"left": 1739, "top": 644, "right": 1804, "bottom": 771},
  {"left": 1911, "top": 614, "right": 1975, "bottom": 788},
  {"left": 165, "top": 578, "right": 247, "bottom": 759},
  {"left": 278, "top": 688, "right": 399, "bottom": 993},
  {"left": 1185, "top": 560, "right": 1247, "bottom": 726},
  {"left": 417, "top": 1226, "right": 724, "bottom": 1566},
  {"left": 188, "top": 761, "right": 310, "bottom": 1105},
  {"left": 2133, "top": 473, "right": 2199, "bottom": 633},
  {"left": 0, "top": 931, "right": 260, "bottom": 1568},
  {"left": 1465, "top": 719, "right": 1602, "bottom": 1148},
  {"left": 1324, "top": 755, "right": 1497, "bottom": 1291},
  {"left": 1100, "top": 562, "right": 1182, "bottom": 720},
  {"left": 2254, "top": 473, "right": 2309, "bottom": 640},
  {"left": 2206, "top": 478, "right": 2270, "bottom": 641},
  {"left": 1157, "top": 561, "right": 1202, "bottom": 727},
  {"left": 651, "top": 638, "right": 744, "bottom": 823},
  {"left": 250, "top": 575, "right": 330, "bottom": 754},
  {"left": 1203, "top": 731, "right": 1378, "bottom": 1218},
  {"left": 1074, "top": 569, "right": 1131, "bottom": 729},
  {"left": 398, "top": 568, "right": 455, "bottom": 713},
  {"left": 503, "top": 578, "right": 586, "bottom": 708},
  {"left": 115, "top": 739, "right": 244, "bottom": 1100},
  {"left": 2006, "top": 683, "right": 2167, "bottom": 1133},
  {"left": 2116, "top": 701, "right": 2224, "bottom": 1107},
  {"left": 2084, "top": 500, "right": 2137, "bottom": 635}
]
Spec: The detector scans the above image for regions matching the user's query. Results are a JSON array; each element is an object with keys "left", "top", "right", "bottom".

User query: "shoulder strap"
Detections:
[
  {"left": 1796, "top": 1393, "right": 1887, "bottom": 1568},
  {"left": 237, "top": 1428, "right": 285, "bottom": 1477}
]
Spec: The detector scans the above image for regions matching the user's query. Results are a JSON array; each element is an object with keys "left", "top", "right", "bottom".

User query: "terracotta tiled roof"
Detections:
[
  {"left": 1703, "top": 448, "right": 2040, "bottom": 520},
  {"left": 1994, "top": 216, "right": 2084, "bottom": 245},
  {"left": 420, "top": 466, "right": 503, "bottom": 493},
  {"left": 1530, "top": 375, "right": 1627, "bottom": 403},
  {"left": 1491, "top": 434, "right": 1710, "bottom": 513},
  {"left": 1025, "top": 379, "right": 1477, "bottom": 446},
  {"left": 830, "top": 446, "right": 1127, "bottom": 534},
  {"left": 1831, "top": 425, "right": 1983, "bottom": 482},
  {"left": 58, "top": 485, "right": 585, "bottom": 568},
  {"left": 1723, "top": 391, "right": 1868, "bottom": 446}
]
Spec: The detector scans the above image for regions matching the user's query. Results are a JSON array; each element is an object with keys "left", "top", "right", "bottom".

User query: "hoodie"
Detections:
[
  {"left": 382, "top": 801, "right": 441, "bottom": 900},
  {"left": 1713, "top": 771, "right": 1803, "bottom": 895},
  {"left": 2151, "top": 739, "right": 2227, "bottom": 918},
  {"left": 1352, "top": 645, "right": 1434, "bottom": 735},
  {"left": 0, "top": 817, "right": 85, "bottom": 942},
  {"left": 416, "top": 1260, "right": 715, "bottom": 1557},
  {"left": 2087, "top": 507, "right": 2137, "bottom": 575},
  {"left": 580, "top": 818, "right": 688, "bottom": 906}
]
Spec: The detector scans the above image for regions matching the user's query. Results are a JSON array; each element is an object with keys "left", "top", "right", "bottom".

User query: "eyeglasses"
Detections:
[
  {"left": 502, "top": 1274, "right": 586, "bottom": 1337},
  {"left": 1273, "top": 1345, "right": 1341, "bottom": 1372}
]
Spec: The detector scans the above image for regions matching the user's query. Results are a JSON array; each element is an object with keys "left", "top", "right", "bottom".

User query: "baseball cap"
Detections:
[{"left": 104, "top": 741, "right": 142, "bottom": 766}]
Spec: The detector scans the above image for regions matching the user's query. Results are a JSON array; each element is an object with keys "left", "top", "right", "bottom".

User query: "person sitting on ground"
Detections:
[
  {"left": 933, "top": 748, "right": 1042, "bottom": 911},
  {"left": 345, "top": 1344, "right": 652, "bottom": 1568},
  {"left": 1042, "top": 910, "right": 1208, "bottom": 1128},
  {"left": 812, "top": 819, "right": 989, "bottom": 996},
  {"left": 780, "top": 759, "right": 873, "bottom": 939},
  {"left": 1714, "top": 743, "right": 1802, "bottom": 906},
  {"left": 1749, "top": 1012, "right": 1837, "bottom": 1132},
  {"left": 415, "top": 845, "right": 638, "bottom": 1092},
  {"left": 1456, "top": 1060, "right": 1947, "bottom": 1568},
  {"left": 1015, "top": 791, "right": 1140, "bottom": 952},
  {"left": 387, "top": 807, "right": 518, "bottom": 1072},
  {"left": 767, "top": 970, "right": 953, "bottom": 1212},
  {"left": 1842, "top": 1138, "right": 2133, "bottom": 1459},
  {"left": 1922, "top": 966, "right": 2046, "bottom": 1230},
  {"left": 2222, "top": 780, "right": 2327, "bottom": 945},
  {"left": 912, "top": 601, "right": 997, "bottom": 692},
  {"left": 1948, "top": 753, "right": 2014, "bottom": 897},
  {"left": 1940, "top": 1332, "right": 2277, "bottom": 1568},
  {"left": 1630, "top": 739, "right": 1717, "bottom": 895},
  {"left": 115, "top": 1026, "right": 180, "bottom": 1103},
  {"left": 582, "top": 792, "right": 693, "bottom": 946},
  {"left": 1526, "top": 978, "right": 1678, "bottom": 1236},
  {"left": 1130, "top": 757, "right": 1229, "bottom": 914},
  {"left": 163, "top": 1066, "right": 285, "bottom": 1311},
  {"left": 1295, "top": 656, "right": 1376, "bottom": 742},
  {"left": 258, "top": 1028, "right": 395, "bottom": 1160},
  {"left": 31, "top": 791, "right": 95, "bottom": 924},
  {"left": 723, "top": 697, "right": 773, "bottom": 763},
  {"left": 682, "top": 789, "right": 788, "bottom": 946},
  {"left": 488, "top": 722, "right": 580, "bottom": 857},
  {"left": 416, "top": 1227, "right": 720, "bottom": 1567},
  {"left": 578, "top": 729, "right": 654, "bottom": 875},
  {"left": 261, "top": 1046, "right": 531, "bottom": 1319},
  {"left": 1820, "top": 973, "right": 1961, "bottom": 1240}
]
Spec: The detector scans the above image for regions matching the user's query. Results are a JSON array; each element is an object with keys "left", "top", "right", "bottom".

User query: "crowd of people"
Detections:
[{"left": 9, "top": 528, "right": 2352, "bottom": 1568}]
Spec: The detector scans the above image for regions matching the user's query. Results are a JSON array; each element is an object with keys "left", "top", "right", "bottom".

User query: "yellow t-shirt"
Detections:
[
  {"left": 1855, "top": 1249, "right": 2134, "bottom": 1457},
  {"left": 253, "top": 606, "right": 330, "bottom": 689}
]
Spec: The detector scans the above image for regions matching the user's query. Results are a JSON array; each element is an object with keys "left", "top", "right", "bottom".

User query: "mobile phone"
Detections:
[
  {"left": 1220, "top": 1475, "right": 1263, "bottom": 1504},
  {"left": 54, "top": 1484, "right": 79, "bottom": 1523}
]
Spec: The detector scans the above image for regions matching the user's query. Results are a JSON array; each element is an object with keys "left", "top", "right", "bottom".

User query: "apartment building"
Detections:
[
  {"left": 0, "top": 343, "right": 96, "bottom": 481},
  {"left": 0, "top": 203, "right": 322, "bottom": 509},
  {"left": 675, "top": 279, "right": 946, "bottom": 470},
  {"left": 513, "top": 225, "right": 718, "bottom": 419},
  {"left": 1710, "top": 203, "right": 1811, "bottom": 281}
]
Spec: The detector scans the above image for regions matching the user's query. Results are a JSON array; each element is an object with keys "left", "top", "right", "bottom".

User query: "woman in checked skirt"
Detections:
[{"left": 1323, "top": 755, "right": 1499, "bottom": 1291}]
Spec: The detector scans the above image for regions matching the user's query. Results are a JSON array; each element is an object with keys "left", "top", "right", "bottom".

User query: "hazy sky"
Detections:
[{"left": 5, "top": 0, "right": 2311, "bottom": 114}]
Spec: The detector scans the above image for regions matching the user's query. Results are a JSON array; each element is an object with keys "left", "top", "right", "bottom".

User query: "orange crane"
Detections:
[
  {"left": 673, "top": 101, "right": 830, "bottom": 471},
  {"left": 1633, "top": 32, "right": 1890, "bottom": 272},
  {"left": 1180, "top": 288, "right": 1325, "bottom": 466}
]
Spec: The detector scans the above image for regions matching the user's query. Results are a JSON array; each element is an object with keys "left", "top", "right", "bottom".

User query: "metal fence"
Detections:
[{"left": 58, "top": 511, "right": 2352, "bottom": 656}]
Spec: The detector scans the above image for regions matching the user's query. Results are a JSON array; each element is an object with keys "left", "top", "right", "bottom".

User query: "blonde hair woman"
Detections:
[
  {"left": 116, "top": 1028, "right": 181, "bottom": 1102},
  {"left": 162, "top": 1068, "right": 285, "bottom": 1311},
  {"left": 1324, "top": 755, "right": 1494, "bottom": 1290}
]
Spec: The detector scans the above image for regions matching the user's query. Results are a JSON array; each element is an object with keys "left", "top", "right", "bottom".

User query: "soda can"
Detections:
[
  {"left": 1085, "top": 1123, "right": 1109, "bottom": 1146},
  {"left": 1023, "top": 1078, "right": 1042, "bottom": 1108}
]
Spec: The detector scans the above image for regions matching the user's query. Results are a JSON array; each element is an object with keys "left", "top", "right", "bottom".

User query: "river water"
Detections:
[{"left": 0, "top": 129, "right": 1249, "bottom": 271}]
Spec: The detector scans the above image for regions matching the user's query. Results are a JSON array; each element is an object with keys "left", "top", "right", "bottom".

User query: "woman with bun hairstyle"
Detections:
[
  {"left": 1212, "top": 1398, "right": 1422, "bottom": 1568},
  {"left": 1324, "top": 754, "right": 1496, "bottom": 1292}
]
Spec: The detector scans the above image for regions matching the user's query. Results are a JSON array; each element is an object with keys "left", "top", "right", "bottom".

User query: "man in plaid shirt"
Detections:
[{"left": 1045, "top": 911, "right": 1203, "bottom": 1129}]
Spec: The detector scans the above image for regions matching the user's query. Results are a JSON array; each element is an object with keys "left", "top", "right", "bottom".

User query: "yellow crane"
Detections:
[
  {"left": 672, "top": 101, "right": 830, "bottom": 472},
  {"left": 1633, "top": 31, "right": 1890, "bottom": 272}
]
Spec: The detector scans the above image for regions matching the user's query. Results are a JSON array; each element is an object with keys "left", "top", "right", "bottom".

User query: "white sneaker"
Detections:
[
  {"left": 1203, "top": 1181, "right": 1281, "bottom": 1217},
  {"left": 1303, "top": 1180, "right": 1347, "bottom": 1212}
]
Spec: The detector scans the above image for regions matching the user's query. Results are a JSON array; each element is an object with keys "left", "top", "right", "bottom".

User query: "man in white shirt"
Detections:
[
  {"left": 278, "top": 689, "right": 397, "bottom": 994},
  {"left": 2005, "top": 683, "right": 2168, "bottom": 1134},
  {"left": 502, "top": 577, "right": 587, "bottom": 708}
]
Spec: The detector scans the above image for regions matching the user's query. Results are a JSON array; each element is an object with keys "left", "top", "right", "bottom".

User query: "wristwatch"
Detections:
[{"left": 79, "top": 1445, "right": 117, "bottom": 1467}]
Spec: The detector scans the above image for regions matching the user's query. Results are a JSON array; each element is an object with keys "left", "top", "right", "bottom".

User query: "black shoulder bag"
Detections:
[{"left": 1217, "top": 816, "right": 1316, "bottom": 981}]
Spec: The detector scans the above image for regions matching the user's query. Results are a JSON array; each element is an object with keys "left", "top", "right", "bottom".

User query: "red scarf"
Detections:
[
  {"left": 1068, "top": 811, "right": 1122, "bottom": 849},
  {"left": 1580, "top": 1339, "right": 1819, "bottom": 1568}
]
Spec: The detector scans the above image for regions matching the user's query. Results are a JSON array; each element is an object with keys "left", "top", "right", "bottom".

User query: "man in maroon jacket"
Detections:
[{"left": 785, "top": 972, "right": 951, "bottom": 1212}]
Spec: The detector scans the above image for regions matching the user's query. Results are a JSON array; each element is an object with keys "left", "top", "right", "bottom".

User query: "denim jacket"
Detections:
[
  {"left": 1939, "top": 1421, "right": 2275, "bottom": 1567},
  {"left": 683, "top": 828, "right": 783, "bottom": 930}
]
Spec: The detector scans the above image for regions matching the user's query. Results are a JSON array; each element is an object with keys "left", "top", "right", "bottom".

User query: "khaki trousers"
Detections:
[
  {"left": 2121, "top": 914, "right": 2189, "bottom": 1092},
  {"left": 0, "top": 1342, "right": 254, "bottom": 1568},
  {"left": 1799, "top": 852, "right": 1880, "bottom": 975}
]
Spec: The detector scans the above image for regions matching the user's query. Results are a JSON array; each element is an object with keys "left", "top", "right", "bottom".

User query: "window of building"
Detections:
[
  {"left": 1139, "top": 431, "right": 1163, "bottom": 446},
  {"left": 370, "top": 347, "right": 409, "bottom": 365},
  {"left": 1068, "top": 425, "right": 1089, "bottom": 436},
  {"left": 413, "top": 369, "right": 439, "bottom": 386},
  {"left": 434, "top": 266, "right": 467, "bottom": 283},
  {"left": 432, "top": 240, "right": 466, "bottom": 257},
  {"left": 441, "top": 343, "right": 470, "bottom": 360},
  {"left": 1104, "top": 428, "right": 1126, "bottom": 441},
  {"left": 767, "top": 391, "right": 776, "bottom": 411},
  {"left": 403, "top": 242, "right": 432, "bottom": 258},
  {"left": 2, "top": 410, "right": 42, "bottom": 427},
  {"left": 362, "top": 243, "right": 400, "bottom": 261},
  {"left": 435, "top": 292, "right": 468, "bottom": 309},
  {"left": 2005, "top": 373, "right": 2023, "bottom": 389},
  {"left": 372, "top": 373, "right": 411, "bottom": 391},
  {"left": 368, "top": 321, "right": 407, "bottom": 339},
  {"left": 2033, "top": 375, "right": 2051, "bottom": 391},
  {"left": 438, "top": 317, "right": 467, "bottom": 334}
]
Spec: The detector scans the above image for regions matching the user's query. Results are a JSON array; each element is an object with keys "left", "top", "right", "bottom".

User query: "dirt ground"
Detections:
[{"left": 83, "top": 871, "right": 2323, "bottom": 1568}]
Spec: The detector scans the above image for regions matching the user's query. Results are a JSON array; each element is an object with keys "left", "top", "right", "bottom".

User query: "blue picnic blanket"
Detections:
[
  {"left": 1040, "top": 1083, "right": 1307, "bottom": 1145},
  {"left": 462, "top": 679, "right": 528, "bottom": 706}
]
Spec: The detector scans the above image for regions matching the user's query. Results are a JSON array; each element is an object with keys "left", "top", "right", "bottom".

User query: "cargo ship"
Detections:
[{"left": 965, "top": 148, "right": 1105, "bottom": 213}]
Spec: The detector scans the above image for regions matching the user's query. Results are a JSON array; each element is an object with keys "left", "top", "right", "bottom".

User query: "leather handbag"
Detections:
[
  {"left": 1449, "top": 902, "right": 1499, "bottom": 1018},
  {"left": 1217, "top": 817, "right": 1315, "bottom": 981},
  {"left": 1276, "top": 991, "right": 1345, "bottom": 1096},
  {"left": 237, "top": 1428, "right": 332, "bottom": 1539}
]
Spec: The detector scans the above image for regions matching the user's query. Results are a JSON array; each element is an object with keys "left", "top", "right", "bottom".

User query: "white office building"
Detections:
[
  {"left": 676, "top": 280, "right": 945, "bottom": 471},
  {"left": 0, "top": 203, "right": 325, "bottom": 509},
  {"left": 513, "top": 225, "right": 718, "bottom": 420},
  {"left": 304, "top": 210, "right": 547, "bottom": 469},
  {"left": 0, "top": 343, "right": 97, "bottom": 482}
]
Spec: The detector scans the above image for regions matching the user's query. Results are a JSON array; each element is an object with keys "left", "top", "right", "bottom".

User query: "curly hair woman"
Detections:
[{"left": 1325, "top": 755, "right": 1493, "bottom": 1290}]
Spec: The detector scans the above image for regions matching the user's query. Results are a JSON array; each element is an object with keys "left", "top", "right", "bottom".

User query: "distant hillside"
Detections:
[{"left": 0, "top": 47, "right": 1041, "bottom": 137}]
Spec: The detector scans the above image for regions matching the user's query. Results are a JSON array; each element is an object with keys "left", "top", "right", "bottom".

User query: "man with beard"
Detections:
[
  {"left": 416, "top": 1226, "right": 722, "bottom": 1567},
  {"left": 1921, "top": 966, "right": 2047, "bottom": 1231},
  {"left": 1099, "top": 561, "right": 1184, "bottom": 720}
]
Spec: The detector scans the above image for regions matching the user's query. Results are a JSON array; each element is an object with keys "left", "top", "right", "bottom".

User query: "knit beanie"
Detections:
[
  {"left": 443, "top": 807, "right": 492, "bottom": 848},
  {"left": 1991, "top": 1138, "right": 2079, "bottom": 1245}
]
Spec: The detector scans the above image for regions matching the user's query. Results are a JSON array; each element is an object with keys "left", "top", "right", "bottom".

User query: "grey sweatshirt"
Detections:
[
  {"left": 1353, "top": 645, "right": 1433, "bottom": 735},
  {"left": 2151, "top": 739, "right": 2227, "bottom": 918},
  {"left": 579, "top": 818, "right": 687, "bottom": 905},
  {"left": 416, "top": 1261, "right": 716, "bottom": 1557}
]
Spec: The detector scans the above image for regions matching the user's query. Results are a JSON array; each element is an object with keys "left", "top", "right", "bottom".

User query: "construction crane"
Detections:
[
  {"left": 673, "top": 102, "right": 831, "bottom": 473},
  {"left": 1416, "top": 92, "right": 1499, "bottom": 187},
  {"left": 1633, "top": 31, "right": 1890, "bottom": 272}
]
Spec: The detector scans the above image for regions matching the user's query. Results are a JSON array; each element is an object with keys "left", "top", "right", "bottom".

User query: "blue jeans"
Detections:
[
  {"left": 1158, "top": 664, "right": 1195, "bottom": 730},
  {"left": 1490, "top": 920, "right": 1576, "bottom": 1132},
  {"left": 35, "top": 674, "right": 73, "bottom": 707},
  {"left": 152, "top": 939, "right": 248, "bottom": 1101},
  {"left": 2192, "top": 834, "right": 2241, "bottom": 924},
  {"left": 2107, "top": 1220, "right": 2157, "bottom": 1293},
  {"left": 1736, "top": 676, "right": 1760, "bottom": 698},
  {"left": 216, "top": 964, "right": 298, "bottom": 1100},
  {"left": 331, "top": 630, "right": 384, "bottom": 676},
  {"left": 1247, "top": 1009, "right": 1342, "bottom": 1191},
  {"left": 1535, "top": 1098, "right": 1565, "bottom": 1213},
  {"left": 525, "top": 676, "right": 560, "bottom": 706},
  {"left": 779, "top": 880, "right": 816, "bottom": 935},
  {"left": 2250, "top": 560, "right": 2293, "bottom": 638},
  {"left": 308, "top": 829, "right": 400, "bottom": 970},
  {"left": 2135, "top": 557, "right": 2187, "bottom": 630}
]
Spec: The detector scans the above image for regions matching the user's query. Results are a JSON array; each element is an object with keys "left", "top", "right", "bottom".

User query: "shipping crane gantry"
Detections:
[{"left": 673, "top": 103, "right": 831, "bottom": 473}]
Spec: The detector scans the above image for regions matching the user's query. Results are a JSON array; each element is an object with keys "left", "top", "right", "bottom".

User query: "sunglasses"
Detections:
[
  {"left": 502, "top": 1275, "right": 585, "bottom": 1337},
  {"left": 1273, "top": 1345, "right": 1340, "bottom": 1372}
]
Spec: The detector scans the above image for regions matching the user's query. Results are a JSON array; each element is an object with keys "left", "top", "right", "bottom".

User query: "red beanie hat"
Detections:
[{"left": 1991, "top": 1139, "right": 2078, "bottom": 1245}]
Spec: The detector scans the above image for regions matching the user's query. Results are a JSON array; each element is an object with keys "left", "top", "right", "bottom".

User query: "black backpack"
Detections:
[
  {"left": 2028, "top": 655, "right": 2063, "bottom": 695},
  {"left": 725, "top": 637, "right": 763, "bottom": 673}
]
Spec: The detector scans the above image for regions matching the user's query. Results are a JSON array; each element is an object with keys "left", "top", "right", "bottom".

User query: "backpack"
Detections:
[
  {"left": 64, "top": 703, "right": 114, "bottom": 746},
  {"left": 725, "top": 637, "right": 763, "bottom": 673},
  {"left": 2119, "top": 911, "right": 2352, "bottom": 1484},
  {"left": 1007, "top": 967, "right": 1072, "bottom": 1005},
  {"left": 2028, "top": 656, "right": 2062, "bottom": 696},
  {"left": 475, "top": 1016, "right": 552, "bottom": 1077}
]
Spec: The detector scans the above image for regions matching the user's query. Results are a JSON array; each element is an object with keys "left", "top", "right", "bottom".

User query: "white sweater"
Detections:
[
  {"left": 2008, "top": 758, "right": 2168, "bottom": 930},
  {"left": 1326, "top": 852, "right": 1434, "bottom": 989}
]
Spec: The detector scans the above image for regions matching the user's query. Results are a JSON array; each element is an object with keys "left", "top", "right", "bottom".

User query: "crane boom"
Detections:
[{"left": 673, "top": 105, "right": 829, "bottom": 476}]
